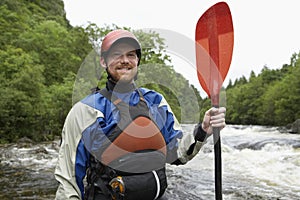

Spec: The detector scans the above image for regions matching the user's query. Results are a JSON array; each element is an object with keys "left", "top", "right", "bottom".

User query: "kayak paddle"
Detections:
[{"left": 195, "top": 2, "right": 234, "bottom": 200}]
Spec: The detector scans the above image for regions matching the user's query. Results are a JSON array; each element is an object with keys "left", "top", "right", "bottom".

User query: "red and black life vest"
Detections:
[{"left": 85, "top": 88, "right": 168, "bottom": 200}]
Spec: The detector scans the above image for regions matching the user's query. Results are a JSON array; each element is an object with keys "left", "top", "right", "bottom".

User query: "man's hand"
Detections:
[{"left": 202, "top": 107, "right": 226, "bottom": 135}]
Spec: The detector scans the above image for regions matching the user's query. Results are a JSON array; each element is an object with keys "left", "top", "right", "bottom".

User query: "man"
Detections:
[{"left": 54, "top": 29, "right": 226, "bottom": 200}]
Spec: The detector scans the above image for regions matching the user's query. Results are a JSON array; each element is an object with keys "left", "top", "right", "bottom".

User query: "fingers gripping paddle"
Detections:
[{"left": 195, "top": 2, "right": 234, "bottom": 200}]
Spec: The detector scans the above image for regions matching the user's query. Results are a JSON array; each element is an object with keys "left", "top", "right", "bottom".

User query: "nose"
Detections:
[{"left": 119, "top": 55, "right": 130, "bottom": 64}]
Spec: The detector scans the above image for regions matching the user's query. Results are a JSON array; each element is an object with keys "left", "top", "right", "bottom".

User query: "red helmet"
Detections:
[{"left": 100, "top": 29, "right": 141, "bottom": 61}]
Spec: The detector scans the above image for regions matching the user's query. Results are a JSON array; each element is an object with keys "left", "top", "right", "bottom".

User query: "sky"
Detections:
[{"left": 63, "top": 0, "right": 300, "bottom": 95}]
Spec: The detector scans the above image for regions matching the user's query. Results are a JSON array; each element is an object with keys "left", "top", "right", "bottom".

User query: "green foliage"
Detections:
[
  {"left": 17, "top": 20, "right": 84, "bottom": 85},
  {"left": 41, "top": 72, "right": 75, "bottom": 139},
  {"left": 0, "top": 0, "right": 68, "bottom": 48},
  {"left": 226, "top": 53, "right": 300, "bottom": 126},
  {"left": 0, "top": 0, "right": 92, "bottom": 143},
  {"left": 261, "top": 61, "right": 300, "bottom": 125},
  {"left": 0, "top": 47, "right": 45, "bottom": 142},
  {"left": 0, "top": 0, "right": 203, "bottom": 143}
]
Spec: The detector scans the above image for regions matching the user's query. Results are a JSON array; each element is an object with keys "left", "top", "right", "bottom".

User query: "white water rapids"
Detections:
[{"left": 0, "top": 125, "right": 299, "bottom": 199}]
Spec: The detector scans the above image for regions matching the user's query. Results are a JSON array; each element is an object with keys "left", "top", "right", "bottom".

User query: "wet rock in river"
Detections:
[{"left": 290, "top": 119, "right": 300, "bottom": 134}]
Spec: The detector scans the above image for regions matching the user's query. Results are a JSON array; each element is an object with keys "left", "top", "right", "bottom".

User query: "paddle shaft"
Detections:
[
  {"left": 213, "top": 126, "right": 222, "bottom": 200},
  {"left": 211, "top": 103, "right": 222, "bottom": 200}
]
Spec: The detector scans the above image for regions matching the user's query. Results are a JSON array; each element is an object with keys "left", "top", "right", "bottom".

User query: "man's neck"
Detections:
[{"left": 106, "top": 79, "right": 136, "bottom": 93}]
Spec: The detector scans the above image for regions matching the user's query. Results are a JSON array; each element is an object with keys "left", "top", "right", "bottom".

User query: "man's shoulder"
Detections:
[
  {"left": 139, "top": 87, "right": 164, "bottom": 104},
  {"left": 79, "top": 92, "right": 109, "bottom": 110}
]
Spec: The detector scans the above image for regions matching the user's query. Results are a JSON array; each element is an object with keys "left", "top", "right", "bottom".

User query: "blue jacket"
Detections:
[{"left": 54, "top": 87, "right": 205, "bottom": 200}]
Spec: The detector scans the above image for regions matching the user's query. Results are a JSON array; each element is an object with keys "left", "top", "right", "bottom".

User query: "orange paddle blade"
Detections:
[{"left": 195, "top": 2, "right": 234, "bottom": 105}]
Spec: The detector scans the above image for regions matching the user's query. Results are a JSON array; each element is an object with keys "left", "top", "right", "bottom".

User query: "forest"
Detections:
[{"left": 0, "top": 0, "right": 299, "bottom": 143}]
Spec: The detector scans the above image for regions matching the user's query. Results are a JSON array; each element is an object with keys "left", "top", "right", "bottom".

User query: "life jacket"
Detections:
[{"left": 84, "top": 88, "right": 168, "bottom": 200}]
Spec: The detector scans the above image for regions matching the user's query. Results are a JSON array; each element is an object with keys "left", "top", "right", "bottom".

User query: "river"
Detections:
[{"left": 1, "top": 125, "right": 300, "bottom": 200}]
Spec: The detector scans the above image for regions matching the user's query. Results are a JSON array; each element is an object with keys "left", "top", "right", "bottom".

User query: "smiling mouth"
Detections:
[
  {"left": 117, "top": 67, "right": 130, "bottom": 70},
  {"left": 116, "top": 67, "right": 132, "bottom": 72}
]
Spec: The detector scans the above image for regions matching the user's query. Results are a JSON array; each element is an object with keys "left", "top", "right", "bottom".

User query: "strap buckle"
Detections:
[{"left": 109, "top": 176, "right": 125, "bottom": 199}]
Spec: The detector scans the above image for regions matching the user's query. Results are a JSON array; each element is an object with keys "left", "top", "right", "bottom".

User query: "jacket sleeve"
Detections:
[
  {"left": 157, "top": 96, "right": 207, "bottom": 165},
  {"left": 54, "top": 101, "right": 104, "bottom": 200}
]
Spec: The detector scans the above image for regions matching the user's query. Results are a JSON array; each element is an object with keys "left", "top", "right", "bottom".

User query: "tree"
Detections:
[
  {"left": 226, "top": 52, "right": 300, "bottom": 126},
  {"left": 0, "top": 47, "right": 45, "bottom": 142},
  {"left": 17, "top": 20, "right": 85, "bottom": 85},
  {"left": 41, "top": 72, "right": 75, "bottom": 139},
  {"left": 272, "top": 61, "right": 300, "bottom": 125}
]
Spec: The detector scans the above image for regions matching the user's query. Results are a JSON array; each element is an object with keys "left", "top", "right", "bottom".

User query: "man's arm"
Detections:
[
  {"left": 54, "top": 101, "right": 105, "bottom": 200},
  {"left": 172, "top": 107, "right": 226, "bottom": 165}
]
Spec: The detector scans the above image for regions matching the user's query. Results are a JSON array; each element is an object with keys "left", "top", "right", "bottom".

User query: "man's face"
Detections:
[{"left": 103, "top": 42, "right": 139, "bottom": 83}]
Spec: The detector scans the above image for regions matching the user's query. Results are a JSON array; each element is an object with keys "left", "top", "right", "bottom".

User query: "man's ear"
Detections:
[{"left": 100, "top": 57, "right": 107, "bottom": 68}]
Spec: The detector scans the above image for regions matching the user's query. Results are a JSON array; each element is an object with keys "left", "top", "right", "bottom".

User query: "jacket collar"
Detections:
[{"left": 106, "top": 79, "right": 136, "bottom": 93}]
